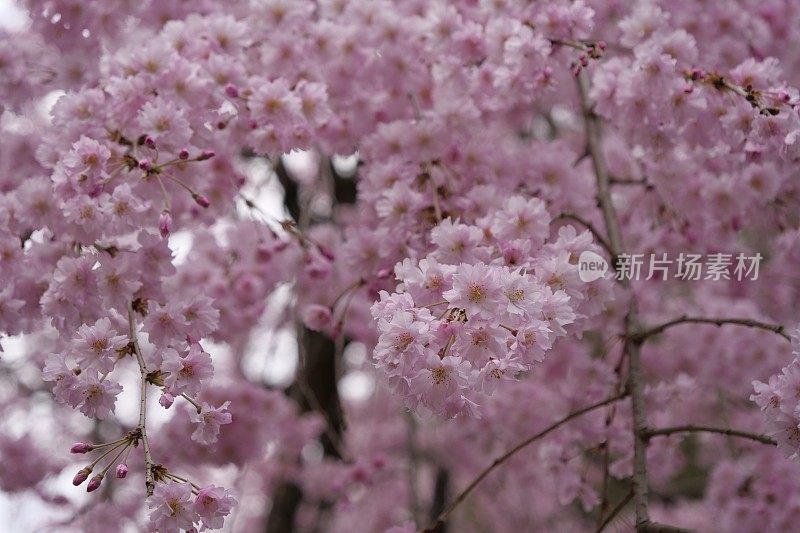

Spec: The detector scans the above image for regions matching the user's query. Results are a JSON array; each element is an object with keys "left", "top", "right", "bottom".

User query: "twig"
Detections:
[
  {"left": 127, "top": 302, "right": 156, "bottom": 497},
  {"left": 632, "top": 316, "right": 791, "bottom": 343},
  {"left": 644, "top": 425, "right": 776, "bottom": 446},
  {"left": 637, "top": 521, "right": 695, "bottom": 533},
  {"left": 423, "top": 393, "right": 627, "bottom": 532},
  {"left": 596, "top": 489, "right": 633, "bottom": 533}
]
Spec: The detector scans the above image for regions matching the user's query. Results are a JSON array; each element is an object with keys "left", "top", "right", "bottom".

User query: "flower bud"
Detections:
[
  {"left": 138, "top": 159, "right": 151, "bottom": 171},
  {"left": 70, "top": 442, "right": 93, "bottom": 454},
  {"left": 301, "top": 304, "right": 332, "bottom": 332},
  {"left": 158, "top": 211, "right": 172, "bottom": 239},
  {"left": 193, "top": 193, "right": 210, "bottom": 208},
  {"left": 159, "top": 392, "right": 175, "bottom": 409},
  {"left": 86, "top": 474, "right": 103, "bottom": 492},
  {"left": 224, "top": 84, "right": 239, "bottom": 98},
  {"left": 179, "top": 149, "right": 190, "bottom": 160},
  {"left": 144, "top": 136, "right": 156, "bottom": 149},
  {"left": 116, "top": 464, "right": 128, "bottom": 479},
  {"left": 72, "top": 467, "right": 92, "bottom": 486},
  {"left": 197, "top": 150, "right": 215, "bottom": 161},
  {"left": 317, "top": 246, "right": 335, "bottom": 261}
]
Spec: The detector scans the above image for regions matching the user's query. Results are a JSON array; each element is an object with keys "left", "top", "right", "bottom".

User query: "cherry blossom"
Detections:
[{"left": 1, "top": 0, "right": 800, "bottom": 531}]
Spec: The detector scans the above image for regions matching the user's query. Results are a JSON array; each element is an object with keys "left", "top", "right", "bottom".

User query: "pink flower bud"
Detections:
[
  {"left": 688, "top": 67, "right": 705, "bottom": 80},
  {"left": 317, "top": 245, "right": 335, "bottom": 261},
  {"left": 70, "top": 442, "right": 93, "bottom": 454},
  {"left": 72, "top": 467, "right": 92, "bottom": 486},
  {"left": 179, "top": 149, "right": 190, "bottom": 160},
  {"left": 116, "top": 464, "right": 128, "bottom": 479},
  {"left": 193, "top": 193, "right": 210, "bottom": 208},
  {"left": 138, "top": 159, "right": 151, "bottom": 171},
  {"left": 224, "top": 84, "right": 239, "bottom": 98},
  {"left": 159, "top": 392, "right": 175, "bottom": 408},
  {"left": 144, "top": 136, "right": 156, "bottom": 149},
  {"left": 302, "top": 304, "right": 332, "bottom": 332},
  {"left": 86, "top": 474, "right": 103, "bottom": 492},
  {"left": 197, "top": 150, "right": 215, "bottom": 161},
  {"left": 158, "top": 211, "right": 172, "bottom": 238}
]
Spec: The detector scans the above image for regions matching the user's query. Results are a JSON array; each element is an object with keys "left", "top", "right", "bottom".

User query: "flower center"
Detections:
[
  {"left": 431, "top": 366, "right": 451, "bottom": 385},
  {"left": 467, "top": 283, "right": 486, "bottom": 303},
  {"left": 91, "top": 338, "right": 108, "bottom": 353},
  {"left": 394, "top": 332, "right": 414, "bottom": 351}
]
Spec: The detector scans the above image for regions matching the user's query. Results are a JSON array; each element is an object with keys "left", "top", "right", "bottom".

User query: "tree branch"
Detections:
[
  {"left": 423, "top": 393, "right": 627, "bottom": 532},
  {"left": 644, "top": 425, "right": 776, "bottom": 446},
  {"left": 577, "top": 71, "right": 652, "bottom": 530},
  {"left": 637, "top": 521, "right": 696, "bottom": 533},
  {"left": 631, "top": 316, "right": 791, "bottom": 343},
  {"left": 596, "top": 489, "right": 633, "bottom": 533},
  {"left": 127, "top": 301, "right": 155, "bottom": 497}
]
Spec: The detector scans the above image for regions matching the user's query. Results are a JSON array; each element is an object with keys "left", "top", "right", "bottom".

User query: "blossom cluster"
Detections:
[
  {"left": 752, "top": 327, "right": 800, "bottom": 455},
  {"left": 371, "top": 196, "right": 612, "bottom": 417}
]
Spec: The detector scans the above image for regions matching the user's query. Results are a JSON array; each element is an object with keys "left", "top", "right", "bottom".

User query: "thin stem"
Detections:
[
  {"left": 577, "top": 71, "right": 651, "bottom": 529},
  {"left": 424, "top": 393, "right": 627, "bottom": 532},
  {"left": 88, "top": 439, "right": 130, "bottom": 470},
  {"left": 154, "top": 175, "right": 171, "bottom": 211},
  {"left": 163, "top": 172, "right": 199, "bottom": 197},
  {"left": 632, "top": 316, "right": 790, "bottom": 343},
  {"left": 164, "top": 471, "right": 201, "bottom": 492},
  {"left": 420, "top": 301, "right": 448, "bottom": 310},
  {"left": 100, "top": 441, "right": 132, "bottom": 476},
  {"left": 127, "top": 302, "right": 156, "bottom": 497},
  {"left": 330, "top": 279, "right": 365, "bottom": 311},
  {"left": 644, "top": 425, "right": 776, "bottom": 446},
  {"left": 596, "top": 489, "right": 633, "bottom": 533},
  {"left": 91, "top": 435, "right": 131, "bottom": 450},
  {"left": 180, "top": 393, "right": 203, "bottom": 413},
  {"left": 429, "top": 177, "right": 442, "bottom": 223}
]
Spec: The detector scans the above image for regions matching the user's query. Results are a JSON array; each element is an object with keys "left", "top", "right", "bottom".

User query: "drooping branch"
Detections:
[
  {"left": 577, "top": 71, "right": 652, "bottom": 530},
  {"left": 127, "top": 301, "right": 155, "bottom": 497},
  {"left": 644, "top": 425, "right": 777, "bottom": 446},
  {"left": 631, "top": 316, "right": 791, "bottom": 343},
  {"left": 423, "top": 393, "right": 627, "bottom": 532}
]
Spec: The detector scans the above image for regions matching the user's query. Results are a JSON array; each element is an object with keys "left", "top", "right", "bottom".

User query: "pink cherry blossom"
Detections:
[
  {"left": 193, "top": 485, "right": 236, "bottom": 531},
  {"left": 148, "top": 481, "right": 199, "bottom": 532},
  {"left": 73, "top": 317, "right": 128, "bottom": 373},
  {"left": 190, "top": 402, "right": 232, "bottom": 445},
  {"left": 162, "top": 345, "right": 214, "bottom": 397}
]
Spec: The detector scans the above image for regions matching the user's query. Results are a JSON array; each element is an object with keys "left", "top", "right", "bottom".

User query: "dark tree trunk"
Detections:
[{"left": 265, "top": 156, "right": 355, "bottom": 532}]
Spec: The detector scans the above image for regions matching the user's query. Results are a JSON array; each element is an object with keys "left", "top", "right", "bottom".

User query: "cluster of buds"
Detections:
[
  {"left": 548, "top": 38, "right": 607, "bottom": 76},
  {"left": 70, "top": 429, "right": 140, "bottom": 492}
]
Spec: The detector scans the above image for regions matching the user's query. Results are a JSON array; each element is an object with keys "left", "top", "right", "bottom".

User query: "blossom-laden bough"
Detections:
[{"left": 1, "top": 0, "right": 800, "bottom": 532}]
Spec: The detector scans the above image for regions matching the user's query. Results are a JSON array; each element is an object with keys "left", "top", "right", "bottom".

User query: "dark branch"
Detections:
[
  {"left": 424, "top": 392, "right": 627, "bottom": 532},
  {"left": 596, "top": 489, "right": 633, "bottom": 533},
  {"left": 632, "top": 316, "right": 791, "bottom": 344},
  {"left": 644, "top": 425, "right": 776, "bottom": 446}
]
